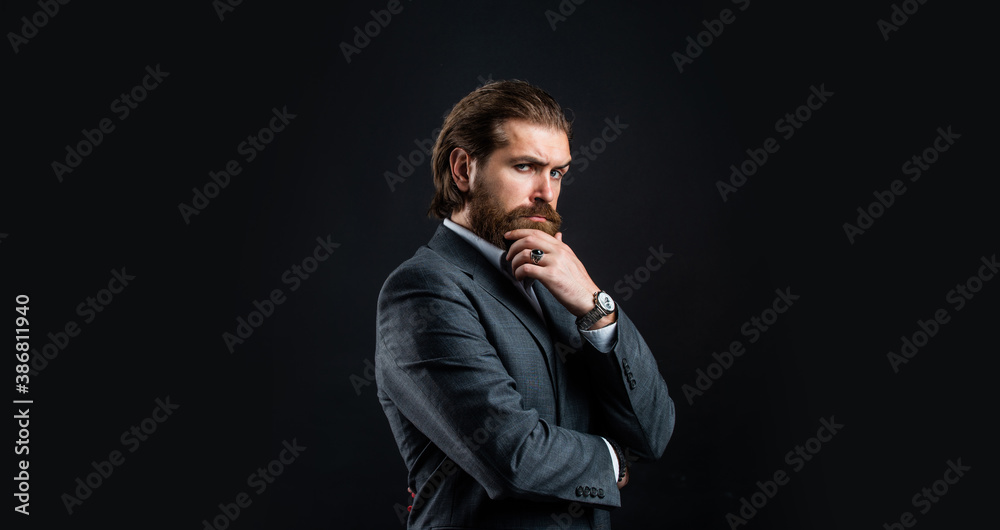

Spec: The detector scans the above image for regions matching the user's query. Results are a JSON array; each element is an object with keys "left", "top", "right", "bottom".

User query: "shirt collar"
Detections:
[{"left": 443, "top": 218, "right": 535, "bottom": 289}]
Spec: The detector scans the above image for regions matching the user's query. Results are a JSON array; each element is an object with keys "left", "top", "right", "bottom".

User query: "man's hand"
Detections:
[
  {"left": 505, "top": 229, "right": 610, "bottom": 322},
  {"left": 617, "top": 467, "right": 629, "bottom": 490}
]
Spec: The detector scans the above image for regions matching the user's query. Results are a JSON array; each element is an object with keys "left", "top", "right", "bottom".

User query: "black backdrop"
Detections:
[{"left": 5, "top": 0, "right": 994, "bottom": 528}]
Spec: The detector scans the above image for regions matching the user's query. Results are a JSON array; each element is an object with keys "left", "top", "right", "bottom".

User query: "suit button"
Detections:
[
  {"left": 629, "top": 379, "right": 637, "bottom": 390},
  {"left": 584, "top": 486, "right": 591, "bottom": 496},
  {"left": 597, "top": 488, "right": 605, "bottom": 498},
  {"left": 576, "top": 486, "right": 584, "bottom": 497},
  {"left": 589, "top": 487, "right": 597, "bottom": 497}
]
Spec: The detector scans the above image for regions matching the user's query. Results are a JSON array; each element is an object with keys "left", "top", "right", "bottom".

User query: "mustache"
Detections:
[{"left": 508, "top": 203, "right": 560, "bottom": 222}]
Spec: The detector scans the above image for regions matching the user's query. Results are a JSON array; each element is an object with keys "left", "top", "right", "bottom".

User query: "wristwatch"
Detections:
[{"left": 576, "top": 291, "right": 616, "bottom": 330}]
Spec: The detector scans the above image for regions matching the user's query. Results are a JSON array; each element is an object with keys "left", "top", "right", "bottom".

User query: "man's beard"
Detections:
[{"left": 466, "top": 184, "right": 562, "bottom": 250}]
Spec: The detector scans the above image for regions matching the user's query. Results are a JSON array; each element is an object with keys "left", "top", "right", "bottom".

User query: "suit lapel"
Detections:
[
  {"left": 534, "top": 283, "right": 583, "bottom": 424},
  {"left": 427, "top": 224, "right": 560, "bottom": 401}
]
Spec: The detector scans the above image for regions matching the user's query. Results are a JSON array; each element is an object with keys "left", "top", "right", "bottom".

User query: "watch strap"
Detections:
[{"left": 576, "top": 291, "right": 612, "bottom": 330}]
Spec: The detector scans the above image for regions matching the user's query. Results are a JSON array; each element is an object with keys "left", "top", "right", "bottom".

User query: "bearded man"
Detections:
[{"left": 375, "top": 80, "right": 675, "bottom": 529}]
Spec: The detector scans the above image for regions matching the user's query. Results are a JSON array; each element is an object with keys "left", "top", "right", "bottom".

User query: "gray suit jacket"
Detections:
[{"left": 376, "top": 224, "right": 675, "bottom": 529}]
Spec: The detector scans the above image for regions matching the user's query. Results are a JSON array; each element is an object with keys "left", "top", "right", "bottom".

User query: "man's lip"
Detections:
[{"left": 523, "top": 216, "right": 548, "bottom": 222}]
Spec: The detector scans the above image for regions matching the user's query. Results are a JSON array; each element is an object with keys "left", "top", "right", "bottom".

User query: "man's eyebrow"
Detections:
[{"left": 509, "top": 155, "right": 572, "bottom": 168}]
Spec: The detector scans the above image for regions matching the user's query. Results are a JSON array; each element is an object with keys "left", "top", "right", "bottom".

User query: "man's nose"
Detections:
[{"left": 531, "top": 174, "right": 555, "bottom": 203}]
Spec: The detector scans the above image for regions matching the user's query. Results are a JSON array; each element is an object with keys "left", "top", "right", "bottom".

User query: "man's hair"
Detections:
[{"left": 428, "top": 80, "right": 573, "bottom": 219}]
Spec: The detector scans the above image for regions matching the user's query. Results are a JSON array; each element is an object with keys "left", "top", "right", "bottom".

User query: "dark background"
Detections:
[{"left": 5, "top": 0, "right": 994, "bottom": 528}]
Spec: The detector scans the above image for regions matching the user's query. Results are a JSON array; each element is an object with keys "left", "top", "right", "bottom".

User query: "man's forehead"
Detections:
[{"left": 498, "top": 119, "right": 570, "bottom": 163}]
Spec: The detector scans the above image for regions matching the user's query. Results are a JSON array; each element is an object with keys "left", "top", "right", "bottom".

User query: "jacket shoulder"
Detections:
[{"left": 380, "top": 245, "right": 468, "bottom": 295}]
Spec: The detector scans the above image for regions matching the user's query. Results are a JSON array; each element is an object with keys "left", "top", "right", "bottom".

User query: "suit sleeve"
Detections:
[
  {"left": 577, "top": 307, "right": 676, "bottom": 461},
  {"left": 375, "top": 262, "right": 622, "bottom": 507}
]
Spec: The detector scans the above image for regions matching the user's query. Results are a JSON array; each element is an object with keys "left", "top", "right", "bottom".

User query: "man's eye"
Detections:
[
  {"left": 550, "top": 169, "right": 563, "bottom": 179},
  {"left": 515, "top": 164, "right": 531, "bottom": 171}
]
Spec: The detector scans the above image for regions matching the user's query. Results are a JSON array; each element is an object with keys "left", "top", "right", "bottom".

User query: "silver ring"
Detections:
[{"left": 530, "top": 249, "right": 544, "bottom": 265}]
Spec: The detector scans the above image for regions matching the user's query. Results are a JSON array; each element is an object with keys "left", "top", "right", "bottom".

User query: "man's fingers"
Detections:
[
  {"left": 507, "top": 238, "right": 546, "bottom": 262},
  {"left": 513, "top": 265, "right": 542, "bottom": 283},
  {"left": 617, "top": 468, "right": 629, "bottom": 489},
  {"left": 506, "top": 231, "right": 563, "bottom": 262},
  {"left": 556, "top": 232, "right": 563, "bottom": 242},
  {"left": 505, "top": 228, "right": 558, "bottom": 244},
  {"left": 509, "top": 248, "right": 531, "bottom": 269}
]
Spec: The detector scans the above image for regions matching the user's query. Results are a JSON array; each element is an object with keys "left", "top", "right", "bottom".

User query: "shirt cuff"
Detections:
[
  {"left": 580, "top": 322, "right": 617, "bottom": 353},
  {"left": 601, "top": 437, "right": 619, "bottom": 482}
]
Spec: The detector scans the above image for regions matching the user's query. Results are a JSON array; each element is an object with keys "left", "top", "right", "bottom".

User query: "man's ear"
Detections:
[{"left": 449, "top": 147, "right": 473, "bottom": 193}]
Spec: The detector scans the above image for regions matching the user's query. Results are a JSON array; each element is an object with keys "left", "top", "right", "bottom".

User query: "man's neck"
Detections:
[{"left": 448, "top": 210, "right": 473, "bottom": 231}]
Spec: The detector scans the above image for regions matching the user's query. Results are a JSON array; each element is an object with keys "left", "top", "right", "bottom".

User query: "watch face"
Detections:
[{"left": 597, "top": 292, "right": 615, "bottom": 311}]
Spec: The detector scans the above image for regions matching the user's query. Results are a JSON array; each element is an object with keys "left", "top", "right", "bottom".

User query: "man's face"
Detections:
[{"left": 464, "top": 119, "right": 571, "bottom": 250}]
